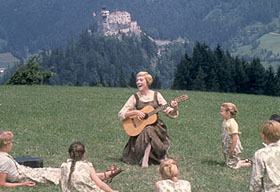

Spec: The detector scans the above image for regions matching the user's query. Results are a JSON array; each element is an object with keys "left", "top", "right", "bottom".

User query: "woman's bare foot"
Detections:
[{"left": 141, "top": 160, "right": 149, "bottom": 168}]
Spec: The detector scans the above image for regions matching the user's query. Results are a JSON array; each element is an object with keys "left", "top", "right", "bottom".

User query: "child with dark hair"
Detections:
[
  {"left": 60, "top": 142, "right": 121, "bottom": 192},
  {"left": 269, "top": 114, "right": 280, "bottom": 122},
  {"left": 250, "top": 120, "right": 280, "bottom": 191}
]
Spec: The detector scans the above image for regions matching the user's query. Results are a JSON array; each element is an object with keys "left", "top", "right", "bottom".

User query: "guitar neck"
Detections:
[
  {"left": 148, "top": 103, "right": 170, "bottom": 116},
  {"left": 147, "top": 94, "right": 187, "bottom": 117}
]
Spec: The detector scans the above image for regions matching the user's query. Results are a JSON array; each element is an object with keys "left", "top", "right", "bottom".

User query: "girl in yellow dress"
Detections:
[{"left": 220, "top": 103, "right": 251, "bottom": 169}]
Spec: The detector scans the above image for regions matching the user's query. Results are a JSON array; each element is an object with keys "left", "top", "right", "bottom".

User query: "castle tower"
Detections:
[
  {"left": 100, "top": 6, "right": 109, "bottom": 23},
  {"left": 98, "top": 8, "right": 142, "bottom": 37}
]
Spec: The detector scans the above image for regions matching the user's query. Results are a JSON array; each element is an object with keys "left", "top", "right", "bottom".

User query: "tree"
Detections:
[
  {"left": 207, "top": 68, "right": 219, "bottom": 91},
  {"left": 274, "top": 66, "right": 280, "bottom": 96},
  {"left": 172, "top": 54, "right": 192, "bottom": 90},
  {"left": 7, "top": 56, "right": 55, "bottom": 85},
  {"left": 119, "top": 69, "right": 127, "bottom": 87},
  {"left": 151, "top": 74, "right": 162, "bottom": 89},
  {"left": 97, "top": 75, "right": 105, "bottom": 87},
  {"left": 128, "top": 72, "right": 137, "bottom": 88},
  {"left": 234, "top": 58, "right": 249, "bottom": 93},
  {"left": 246, "top": 58, "right": 266, "bottom": 94},
  {"left": 191, "top": 66, "right": 206, "bottom": 91},
  {"left": 264, "top": 65, "right": 277, "bottom": 96},
  {"left": 214, "top": 48, "right": 234, "bottom": 92}
]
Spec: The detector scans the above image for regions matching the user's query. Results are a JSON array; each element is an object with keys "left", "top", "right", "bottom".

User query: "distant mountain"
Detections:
[{"left": 1, "top": 0, "right": 280, "bottom": 67}]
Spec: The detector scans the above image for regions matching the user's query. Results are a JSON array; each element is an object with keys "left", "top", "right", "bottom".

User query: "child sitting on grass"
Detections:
[
  {"left": 220, "top": 103, "right": 251, "bottom": 169},
  {"left": 250, "top": 120, "right": 280, "bottom": 192},
  {"left": 155, "top": 158, "right": 191, "bottom": 192},
  {"left": 60, "top": 141, "right": 121, "bottom": 192},
  {"left": 0, "top": 130, "right": 60, "bottom": 188}
]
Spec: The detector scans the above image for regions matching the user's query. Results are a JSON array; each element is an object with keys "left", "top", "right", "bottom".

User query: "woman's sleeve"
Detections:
[
  {"left": 118, "top": 95, "right": 136, "bottom": 120},
  {"left": 157, "top": 92, "right": 179, "bottom": 119}
]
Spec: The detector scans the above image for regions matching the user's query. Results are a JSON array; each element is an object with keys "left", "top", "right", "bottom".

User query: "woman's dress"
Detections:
[{"left": 119, "top": 91, "right": 178, "bottom": 165}]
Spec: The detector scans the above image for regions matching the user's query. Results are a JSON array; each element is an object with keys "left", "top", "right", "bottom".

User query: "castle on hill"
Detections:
[{"left": 96, "top": 7, "right": 142, "bottom": 37}]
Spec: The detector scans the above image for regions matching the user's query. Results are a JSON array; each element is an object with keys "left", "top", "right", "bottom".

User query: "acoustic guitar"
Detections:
[{"left": 123, "top": 94, "right": 188, "bottom": 136}]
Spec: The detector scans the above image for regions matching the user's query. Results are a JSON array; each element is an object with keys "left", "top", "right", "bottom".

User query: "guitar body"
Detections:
[
  {"left": 122, "top": 94, "right": 188, "bottom": 136},
  {"left": 123, "top": 105, "right": 158, "bottom": 136}
]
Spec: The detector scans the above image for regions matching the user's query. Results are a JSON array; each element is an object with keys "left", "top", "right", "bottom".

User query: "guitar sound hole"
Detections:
[{"left": 143, "top": 114, "right": 149, "bottom": 120}]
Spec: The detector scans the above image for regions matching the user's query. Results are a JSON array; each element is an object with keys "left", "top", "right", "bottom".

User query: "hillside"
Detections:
[
  {"left": 1, "top": 1, "right": 280, "bottom": 61},
  {"left": 0, "top": 85, "right": 279, "bottom": 192},
  {"left": 36, "top": 30, "right": 190, "bottom": 88},
  {"left": 1, "top": 0, "right": 280, "bottom": 84},
  {"left": 233, "top": 32, "right": 280, "bottom": 69}
]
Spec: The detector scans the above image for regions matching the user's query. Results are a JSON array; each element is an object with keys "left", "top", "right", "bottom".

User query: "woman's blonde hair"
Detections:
[
  {"left": 261, "top": 120, "right": 280, "bottom": 143},
  {"left": 222, "top": 103, "right": 238, "bottom": 119},
  {"left": 159, "top": 158, "right": 179, "bottom": 182},
  {"left": 0, "top": 130, "right": 14, "bottom": 148},
  {"left": 136, "top": 71, "right": 153, "bottom": 86}
]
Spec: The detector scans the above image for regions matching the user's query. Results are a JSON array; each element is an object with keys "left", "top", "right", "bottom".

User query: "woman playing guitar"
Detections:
[{"left": 118, "top": 71, "right": 185, "bottom": 168}]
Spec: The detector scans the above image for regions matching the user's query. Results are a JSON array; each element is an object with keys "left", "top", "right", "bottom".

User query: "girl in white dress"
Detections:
[
  {"left": 61, "top": 142, "right": 120, "bottom": 192},
  {"left": 220, "top": 103, "right": 251, "bottom": 169},
  {"left": 155, "top": 158, "right": 191, "bottom": 192}
]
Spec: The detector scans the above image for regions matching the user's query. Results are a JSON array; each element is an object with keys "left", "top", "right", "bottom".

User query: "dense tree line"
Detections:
[
  {"left": 39, "top": 31, "right": 156, "bottom": 86},
  {"left": 4, "top": 38, "right": 280, "bottom": 97},
  {"left": 36, "top": 28, "right": 188, "bottom": 88},
  {"left": 173, "top": 42, "right": 280, "bottom": 96}
]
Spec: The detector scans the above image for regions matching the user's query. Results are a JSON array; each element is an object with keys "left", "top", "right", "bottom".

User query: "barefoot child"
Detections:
[
  {"left": 155, "top": 158, "right": 191, "bottom": 192},
  {"left": 220, "top": 103, "right": 251, "bottom": 169},
  {"left": 250, "top": 120, "right": 280, "bottom": 192}
]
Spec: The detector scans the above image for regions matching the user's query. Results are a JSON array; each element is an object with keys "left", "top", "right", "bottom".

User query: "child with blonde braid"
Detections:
[
  {"left": 60, "top": 142, "right": 121, "bottom": 192},
  {"left": 155, "top": 158, "right": 191, "bottom": 192},
  {"left": 220, "top": 103, "right": 251, "bottom": 169}
]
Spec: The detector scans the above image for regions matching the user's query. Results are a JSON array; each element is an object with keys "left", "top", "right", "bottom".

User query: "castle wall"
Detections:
[{"left": 100, "top": 9, "right": 141, "bottom": 37}]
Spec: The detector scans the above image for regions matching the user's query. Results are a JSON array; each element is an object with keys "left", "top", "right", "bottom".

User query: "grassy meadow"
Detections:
[{"left": 0, "top": 85, "right": 279, "bottom": 192}]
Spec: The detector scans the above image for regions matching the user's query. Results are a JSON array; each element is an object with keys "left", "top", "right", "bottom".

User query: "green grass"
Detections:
[{"left": 0, "top": 86, "right": 279, "bottom": 192}]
